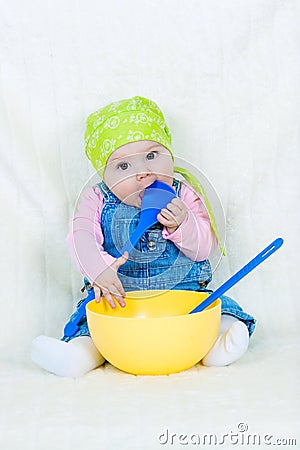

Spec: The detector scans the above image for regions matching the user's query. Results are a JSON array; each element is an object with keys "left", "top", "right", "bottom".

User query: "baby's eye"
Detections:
[
  {"left": 146, "top": 151, "right": 158, "bottom": 160},
  {"left": 118, "top": 162, "right": 130, "bottom": 171}
]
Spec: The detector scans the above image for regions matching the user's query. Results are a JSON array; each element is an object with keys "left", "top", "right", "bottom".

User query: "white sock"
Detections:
[
  {"left": 31, "top": 335, "right": 105, "bottom": 378},
  {"left": 202, "top": 315, "right": 249, "bottom": 367}
]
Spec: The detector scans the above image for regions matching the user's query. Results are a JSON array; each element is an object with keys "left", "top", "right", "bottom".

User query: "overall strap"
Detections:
[{"left": 97, "top": 181, "right": 121, "bottom": 204}]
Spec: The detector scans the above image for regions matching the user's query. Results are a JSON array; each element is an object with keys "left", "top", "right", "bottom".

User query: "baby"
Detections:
[{"left": 31, "top": 96, "right": 256, "bottom": 377}]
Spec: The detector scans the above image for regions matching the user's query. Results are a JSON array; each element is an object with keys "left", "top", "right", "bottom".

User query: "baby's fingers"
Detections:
[
  {"left": 94, "top": 286, "right": 102, "bottom": 303},
  {"left": 102, "top": 285, "right": 126, "bottom": 309},
  {"left": 114, "top": 251, "right": 129, "bottom": 270},
  {"left": 110, "top": 282, "right": 126, "bottom": 308},
  {"left": 101, "top": 288, "right": 117, "bottom": 309},
  {"left": 157, "top": 211, "right": 172, "bottom": 226}
]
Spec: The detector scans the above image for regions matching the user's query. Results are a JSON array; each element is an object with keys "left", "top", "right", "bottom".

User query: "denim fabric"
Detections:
[
  {"left": 201, "top": 291, "right": 256, "bottom": 337},
  {"left": 61, "top": 179, "right": 256, "bottom": 341},
  {"left": 98, "top": 179, "right": 212, "bottom": 292},
  {"left": 220, "top": 294, "right": 256, "bottom": 336}
]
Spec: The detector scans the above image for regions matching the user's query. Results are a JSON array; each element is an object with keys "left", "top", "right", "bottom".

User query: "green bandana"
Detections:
[
  {"left": 84, "top": 96, "right": 225, "bottom": 255},
  {"left": 85, "top": 96, "right": 173, "bottom": 175}
]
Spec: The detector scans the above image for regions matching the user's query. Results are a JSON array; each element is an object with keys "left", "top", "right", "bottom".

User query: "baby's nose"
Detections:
[{"left": 136, "top": 171, "right": 151, "bottom": 181}]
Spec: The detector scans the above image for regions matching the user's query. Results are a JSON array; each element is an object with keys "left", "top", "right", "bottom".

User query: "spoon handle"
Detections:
[
  {"left": 118, "top": 219, "right": 158, "bottom": 256},
  {"left": 189, "top": 237, "right": 284, "bottom": 314},
  {"left": 63, "top": 284, "right": 95, "bottom": 337}
]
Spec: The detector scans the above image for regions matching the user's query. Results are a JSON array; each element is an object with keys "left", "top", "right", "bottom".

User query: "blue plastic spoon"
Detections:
[
  {"left": 118, "top": 180, "right": 177, "bottom": 256},
  {"left": 63, "top": 280, "right": 95, "bottom": 337},
  {"left": 189, "top": 237, "right": 284, "bottom": 314}
]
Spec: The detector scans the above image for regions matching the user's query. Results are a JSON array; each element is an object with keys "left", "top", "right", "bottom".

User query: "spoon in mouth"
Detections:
[{"left": 118, "top": 180, "right": 177, "bottom": 256}]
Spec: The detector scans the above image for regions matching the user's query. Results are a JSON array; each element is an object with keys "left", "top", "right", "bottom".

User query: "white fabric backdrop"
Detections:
[{"left": 1, "top": 1, "right": 299, "bottom": 449}]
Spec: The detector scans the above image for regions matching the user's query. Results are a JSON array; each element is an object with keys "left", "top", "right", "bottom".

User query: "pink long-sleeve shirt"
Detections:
[{"left": 67, "top": 181, "right": 218, "bottom": 284}]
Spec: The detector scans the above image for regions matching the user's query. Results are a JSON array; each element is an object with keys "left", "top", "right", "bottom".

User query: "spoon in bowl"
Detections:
[{"left": 189, "top": 237, "right": 284, "bottom": 314}]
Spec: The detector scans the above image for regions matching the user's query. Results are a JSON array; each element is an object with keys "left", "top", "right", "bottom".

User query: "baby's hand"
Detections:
[
  {"left": 157, "top": 198, "right": 187, "bottom": 234},
  {"left": 93, "top": 252, "right": 128, "bottom": 309}
]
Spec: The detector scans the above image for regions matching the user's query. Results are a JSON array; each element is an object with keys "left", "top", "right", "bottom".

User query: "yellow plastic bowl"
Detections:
[{"left": 86, "top": 290, "right": 221, "bottom": 375}]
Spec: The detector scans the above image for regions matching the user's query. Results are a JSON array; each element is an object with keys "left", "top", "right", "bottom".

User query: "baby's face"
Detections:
[{"left": 104, "top": 141, "right": 174, "bottom": 207}]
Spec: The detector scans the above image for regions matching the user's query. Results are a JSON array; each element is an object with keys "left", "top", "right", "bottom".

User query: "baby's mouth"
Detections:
[
  {"left": 138, "top": 183, "right": 153, "bottom": 202},
  {"left": 138, "top": 180, "right": 158, "bottom": 204},
  {"left": 137, "top": 190, "right": 145, "bottom": 207},
  {"left": 139, "top": 190, "right": 145, "bottom": 200}
]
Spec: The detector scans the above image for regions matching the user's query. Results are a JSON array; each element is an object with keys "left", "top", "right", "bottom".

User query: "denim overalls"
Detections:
[{"left": 62, "top": 179, "right": 256, "bottom": 342}]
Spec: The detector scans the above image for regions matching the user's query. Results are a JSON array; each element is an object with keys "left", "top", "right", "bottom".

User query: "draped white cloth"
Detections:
[{"left": 1, "top": 1, "right": 299, "bottom": 448}]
